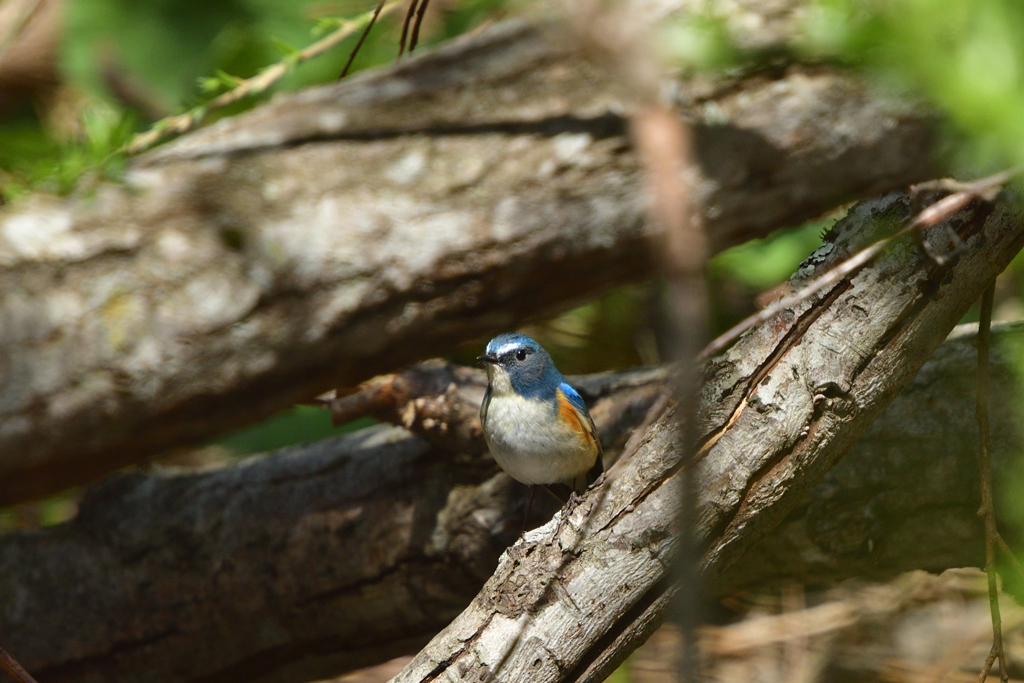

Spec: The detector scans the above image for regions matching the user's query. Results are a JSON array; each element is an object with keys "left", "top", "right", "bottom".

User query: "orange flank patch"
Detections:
[{"left": 556, "top": 390, "right": 597, "bottom": 448}]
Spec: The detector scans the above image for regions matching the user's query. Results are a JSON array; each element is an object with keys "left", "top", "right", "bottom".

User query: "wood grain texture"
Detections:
[
  {"left": 0, "top": 16, "right": 939, "bottom": 505},
  {"left": 0, "top": 367, "right": 664, "bottom": 683},
  {"left": 2, "top": 322, "right": 1023, "bottom": 683},
  {"left": 391, "top": 191, "right": 1024, "bottom": 683}
]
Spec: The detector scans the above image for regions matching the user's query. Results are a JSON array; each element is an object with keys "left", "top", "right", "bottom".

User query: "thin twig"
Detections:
[
  {"left": 978, "top": 643, "right": 1001, "bottom": 683},
  {"left": 125, "top": 0, "right": 405, "bottom": 155},
  {"left": 0, "top": 643, "right": 39, "bottom": 683},
  {"left": 698, "top": 169, "right": 1018, "bottom": 362},
  {"left": 975, "top": 283, "right": 1008, "bottom": 683},
  {"left": 339, "top": 0, "right": 388, "bottom": 79},
  {"left": 397, "top": 0, "right": 420, "bottom": 58},
  {"left": 633, "top": 104, "right": 708, "bottom": 683},
  {"left": 407, "top": 0, "right": 431, "bottom": 54}
]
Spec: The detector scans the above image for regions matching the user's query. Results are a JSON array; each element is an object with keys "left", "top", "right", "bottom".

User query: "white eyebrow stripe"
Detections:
[{"left": 492, "top": 340, "right": 525, "bottom": 356}]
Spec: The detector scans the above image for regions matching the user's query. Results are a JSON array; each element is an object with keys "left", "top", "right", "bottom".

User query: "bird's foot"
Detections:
[{"left": 553, "top": 491, "right": 584, "bottom": 538}]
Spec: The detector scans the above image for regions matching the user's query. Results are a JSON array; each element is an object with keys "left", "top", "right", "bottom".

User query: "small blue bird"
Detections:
[{"left": 478, "top": 333, "right": 604, "bottom": 519}]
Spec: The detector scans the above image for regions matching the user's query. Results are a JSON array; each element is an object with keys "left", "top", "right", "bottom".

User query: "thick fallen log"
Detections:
[
  {"left": 0, "top": 368, "right": 663, "bottom": 683},
  {"left": 718, "top": 322, "right": 1024, "bottom": 594},
  {"left": 4, "top": 197, "right": 1021, "bottom": 683},
  {"left": 0, "top": 14, "right": 940, "bottom": 505},
  {"left": 392, "top": 191, "right": 1024, "bottom": 683}
]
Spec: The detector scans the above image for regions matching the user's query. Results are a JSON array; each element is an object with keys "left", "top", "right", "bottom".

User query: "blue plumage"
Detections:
[
  {"left": 477, "top": 334, "right": 603, "bottom": 501},
  {"left": 557, "top": 381, "right": 588, "bottom": 416}
]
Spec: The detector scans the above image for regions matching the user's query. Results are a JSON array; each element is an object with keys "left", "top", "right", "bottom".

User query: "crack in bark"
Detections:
[
  {"left": 156, "top": 114, "right": 631, "bottom": 163},
  {"left": 696, "top": 279, "right": 854, "bottom": 458}
]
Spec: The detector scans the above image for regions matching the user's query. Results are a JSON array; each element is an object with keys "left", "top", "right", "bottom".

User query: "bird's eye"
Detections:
[{"left": 516, "top": 349, "right": 527, "bottom": 361}]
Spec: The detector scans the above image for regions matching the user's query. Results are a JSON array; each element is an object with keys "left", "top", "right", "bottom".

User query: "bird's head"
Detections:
[{"left": 478, "top": 333, "right": 560, "bottom": 398}]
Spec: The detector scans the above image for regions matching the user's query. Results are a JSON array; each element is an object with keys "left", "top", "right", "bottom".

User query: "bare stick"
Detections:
[
  {"left": 975, "top": 283, "right": 1008, "bottom": 683},
  {"left": 125, "top": 0, "right": 405, "bottom": 154},
  {"left": 978, "top": 643, "right": 1001, "bottom": 683},
  {"left": 0, "top": 643, "right": 38, "bottom": 683},
  {"left": 698, "top": 170, "right": 1017, "bottom": 362},
  {"left": 407, "top": 0, "right": 431, "bottom": 54},
  {"left": 340, "top": 0, "right": 389, "bottom": 78},
  {"left": 633, "top": 103, "right": 708, "bottom": 683},
  {"left": 397, "top": 0, "right": 420, "bottom": 58}
]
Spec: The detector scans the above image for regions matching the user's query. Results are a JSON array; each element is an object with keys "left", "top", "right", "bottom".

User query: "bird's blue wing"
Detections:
[{"left": 557, "top": 381, "right": 588, "bottom": 416}]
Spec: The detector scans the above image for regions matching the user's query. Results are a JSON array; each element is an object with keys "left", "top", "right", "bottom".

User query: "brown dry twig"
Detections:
[
  {"left": 339, "top": 0, "right": 388, "bottom": 78},
  {"left": 632, "top": 102, "right": 708, "bottom": 681},
  {"left": 698, "top": 169, "right": 1019, "bottom": 362},
  {"left": 126, "top": 0, "right": 405, "bottom": 154},
  {"left": 317, "top": 359, "right": 668, "bottom": 458},
  {"left": 976, "top": 283, "right": 1008, "bottom": 683},
  {"left": 0, "top": 643, "right": 38, "bottom": 683},
  {"left": 397, "top": 0, "right": 431, "bottom": 58}
]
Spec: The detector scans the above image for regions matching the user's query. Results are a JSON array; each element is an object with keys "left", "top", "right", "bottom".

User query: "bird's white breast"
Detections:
[{"left": 481, "top": 389, "right": 597, "bottom": 486}]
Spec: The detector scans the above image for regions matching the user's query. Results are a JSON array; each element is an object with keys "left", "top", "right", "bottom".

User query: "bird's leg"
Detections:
[{"left": 520, "top": 485, "right": 537, "bottom": 536}]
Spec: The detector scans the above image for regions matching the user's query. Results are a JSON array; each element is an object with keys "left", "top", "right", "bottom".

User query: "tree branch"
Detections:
[
  {"left": 392, "top": 190, "right": 1024, "bottom": 683},
  {"left": 0, "top": 16, "right": 941, "bottom": 505},
  {"left": 718, "top": 321, "right": 1023, "bottom": 593},
  {"left": 4, "top": 318, "right": 1024, "bottom": 683},
  {"left": 0, "top": 368, "right": 662, "bottom": 683}
]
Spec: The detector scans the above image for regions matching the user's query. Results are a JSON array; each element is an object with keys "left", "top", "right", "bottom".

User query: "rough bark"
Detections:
[
  {"left": 2, "top": 323, "right": 1022, "bottom": 683},
  {"left": 0, "top": 367, "right": 663, "bottom": 683},
  {"left": 391, "top": 191, "right": 1024, "bottom": 683},
  {"left": 717, "top": 321, "right": 1024, "bottom": 594},
  {"left": 0, "top": 14, "right": 940, "bottom": 505}
]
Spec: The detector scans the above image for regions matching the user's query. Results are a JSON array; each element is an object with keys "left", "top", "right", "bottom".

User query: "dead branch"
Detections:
[
  {"left": 0, "top": 12, "right": 941, "bottom": 505},
  {"left": 392, "top": 190, "right": 1024, "bottom": 683},
  {"left": 976, "top": 285, "right": 1008, "bottom": 683},
  {"left": 3, "top": 319, "right": 1024, "bottom": 683},
  {"left": 320, "top": 359, "right": 667, "bottom": 456},
  {"left": 0, "top": 367, "right": 662, "bottom": 683},
  {"left": 718, "top": 321, "right": 1023, "bottom": 592},
  {"left": 699, "top": 169, "right": 1018, "bottom": 361}
]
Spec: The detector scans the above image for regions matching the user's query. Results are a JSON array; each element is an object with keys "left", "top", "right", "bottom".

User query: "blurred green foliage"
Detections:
[
  {"left": 63, "top": 0, "right": 507, "bottom": 107},
  {"left": 800, "top": 0, "right": 1024, "bottom": 173},
  {"left": 665, "top": 0, "right": 1024, "bottom": 176},
  {"left": 0, "top": 488, "right": 79, "bottom": 532},
  {"left": 710, "top": 220, "right": 827, "bottom": 291},
  {"left": 0, "top": 0, "right": 507, "bottom": 198},
  {"left": 212, "top": 406, "right": 374, "bottom": 455},
  {"left": 605, "top": 665, "right": 633, "bottom": 683},
  {"left": 0, "top": 105, "right": 135, "bottom": 201}
]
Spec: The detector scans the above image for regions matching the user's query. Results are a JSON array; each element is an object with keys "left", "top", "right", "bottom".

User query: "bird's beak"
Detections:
[{"left": 477, "top": 354, "right": 499, "bottom": 365}]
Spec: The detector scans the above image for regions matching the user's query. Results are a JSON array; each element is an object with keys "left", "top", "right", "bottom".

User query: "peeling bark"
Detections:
[
  {"left": 0, "top": 368, "right": 662, "bottom": 683},
  {"left": 3, "top": 321, "right": 1022, "bottom": 683},
  {"left": 0, "top": 16, "right": 939, "bottom": 505},
  {"left": 392, "top": 192, "right": 1024, "bottom": 683},
  {"left": 718, "top": 322, "right": 1024, "bottom": 593}
]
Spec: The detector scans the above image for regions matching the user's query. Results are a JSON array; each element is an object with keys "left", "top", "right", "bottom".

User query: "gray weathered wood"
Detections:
[
  {"left": 0, "top": 16, "right": 939, "bottom": 505},
  {"left": 391, "top": 191, "right": 1024, "bottom": 683},
  {"left": 0, "top": 368, "right": 662, "bottom": 683},
  {"left": 718, "top": 321, "right": 1024, "bottom": 593},
  {"left": 2, "top": 322, "right": 1021, "bottom": 683}
]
